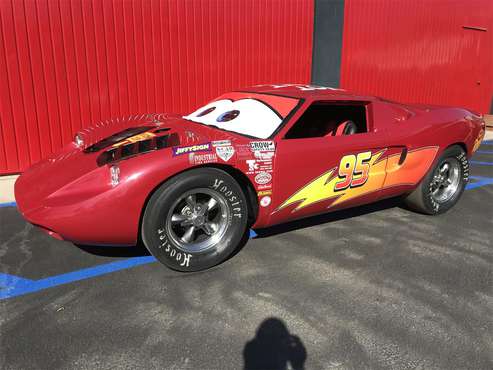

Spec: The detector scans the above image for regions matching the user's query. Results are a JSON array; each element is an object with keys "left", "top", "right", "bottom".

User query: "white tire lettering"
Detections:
[
  {"left": 209, "top": 178, "right": 243, "bottom": 218},
  {"left": 211, "top": 179, "right": 223, "bottom": 190},
  {"left": 180, "top": 253, "right": 192, "bottom": 267}
]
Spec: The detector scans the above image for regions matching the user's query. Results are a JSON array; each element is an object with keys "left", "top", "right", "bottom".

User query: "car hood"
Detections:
[{"left": 15, "top": 114, "right": 243, "bottom": 216}]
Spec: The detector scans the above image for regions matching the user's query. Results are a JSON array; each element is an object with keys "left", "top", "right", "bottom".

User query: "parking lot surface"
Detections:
[{"left": 1, "top": 141, "right": 492, "bottom": 370}]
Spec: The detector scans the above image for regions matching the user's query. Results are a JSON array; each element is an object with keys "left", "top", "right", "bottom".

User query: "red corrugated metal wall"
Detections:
[
  {"left": 0, "top": 0, "right": 314, "bottom": 175},
  {"left": 341, "top": 0, "right": 493, "bottom": 114}
]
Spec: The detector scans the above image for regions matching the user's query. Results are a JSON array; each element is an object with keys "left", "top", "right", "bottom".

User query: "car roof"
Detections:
[{"left": 237, "top": 84, "right": 376, "bottom": 101}]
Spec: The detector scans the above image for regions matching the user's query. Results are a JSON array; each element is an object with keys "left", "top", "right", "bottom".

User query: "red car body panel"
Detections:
[{"left": 15, "top": 85, "right": 485, "bottom": 246}]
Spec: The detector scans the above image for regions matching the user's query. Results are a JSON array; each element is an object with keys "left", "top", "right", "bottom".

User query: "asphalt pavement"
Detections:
[{"left": 1, "top": 141, "right": 492, "bottom": 370}]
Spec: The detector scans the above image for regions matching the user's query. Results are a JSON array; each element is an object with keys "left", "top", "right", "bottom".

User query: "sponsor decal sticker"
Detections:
[
  {"left": 190, "top": 152, "right": 217, "bottom": 165},
  {"left": 260, "top": 196, "right": 272, "bottom": 207},
  {"left": 173, "top": 143, "right": 211, "bottom": 156},
  {"left": 254, "top": 150, "right": 274, "bottom": 160},
  {"left": 236, "top": 144, "right": 251, "bottom": 156},
  {"left": 260, "top": 84, "right": 345, "bottom": 92},
  {"left": 246, "top": 159, "right": 273, "bottom": 174},
  {"left": 255, "top": 172, "right": 272, "bottom": 185},
  {"left": 215, "top": 145, "right": 235, "bottom": 162},
  {"left": 250, "top": 141, "right": 275, "bottom": 152},
  {"left": 257, "top": 190, "right": 272, "bottom": 196},
  {"left": 246, "top": 159, "right": 260, "bottom": 172},
  {"left": 212, "top": 140, "right": 232, "bottom": 147}
]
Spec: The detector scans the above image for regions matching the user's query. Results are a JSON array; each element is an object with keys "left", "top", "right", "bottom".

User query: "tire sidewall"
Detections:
[
  {"left": 142, "top": 168, "right": 248, "bottom": 271},
  {"left": 421, "top": 146, "right": 469, "bottom": 214}
]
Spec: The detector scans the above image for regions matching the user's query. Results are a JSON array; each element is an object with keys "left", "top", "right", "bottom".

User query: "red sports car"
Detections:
[{"left": 15, "top": 84, "right": 485, "bottom": 271}]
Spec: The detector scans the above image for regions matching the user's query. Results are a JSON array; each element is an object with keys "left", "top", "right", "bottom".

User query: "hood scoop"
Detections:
[
  {"left": 78, "top": 114, "right": 170, "bottom": 149},
  {"left": 84, "top": 126, "right": 157, "bottom": 153},
  {"left": 95, "top": 128, "right": 180, "bottom": 166},
  {"left": 76, "top": 113, "right": 209, "bottom": 166}
]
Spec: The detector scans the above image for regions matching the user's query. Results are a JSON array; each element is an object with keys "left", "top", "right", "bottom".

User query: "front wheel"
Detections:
[
  {"left": 142, "top": 168, "right": 248, "bottom": 271},
  {"left": 404, "top": 145, "right": 469, "bottom": 215}
]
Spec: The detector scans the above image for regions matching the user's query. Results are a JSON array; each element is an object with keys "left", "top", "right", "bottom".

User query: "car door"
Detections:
[{"left": 269, "top": 100, "right": 392, "bottom": 225}]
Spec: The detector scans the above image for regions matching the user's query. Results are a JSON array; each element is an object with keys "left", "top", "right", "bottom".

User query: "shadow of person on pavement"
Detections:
[{"left": 243, "top": 317, "right": 307, "bottom": 370}]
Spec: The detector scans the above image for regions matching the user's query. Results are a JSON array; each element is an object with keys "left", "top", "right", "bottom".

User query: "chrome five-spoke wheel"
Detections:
[
  {"left": 165, "top": 188, "right": 230, "bottom": 253},
  {"left": 142, "top": 167, "right": 248, "bottom": 271},
  {"left": 430, "top": 158, "right": 461, "bottom": 203}
]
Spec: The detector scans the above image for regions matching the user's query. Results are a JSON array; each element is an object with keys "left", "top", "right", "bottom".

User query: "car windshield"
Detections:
[{"left": 183, "top": 92, "right": 300, "bottom": 139}]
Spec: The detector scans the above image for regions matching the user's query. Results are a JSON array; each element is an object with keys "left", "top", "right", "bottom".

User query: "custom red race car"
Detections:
[{"left": 15, "top": 84, "right": 485, "bottom": 271}]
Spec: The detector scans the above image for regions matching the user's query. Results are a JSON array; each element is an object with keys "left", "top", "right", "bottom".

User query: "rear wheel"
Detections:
[
  {"left": 404, "top": 145, "right": 469, "bottom": 215},
  {"left": 142, "top": 168, "right": 248, "bottom": 271}
]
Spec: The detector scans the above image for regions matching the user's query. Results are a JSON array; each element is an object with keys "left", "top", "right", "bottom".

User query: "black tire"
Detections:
[
  {"left": 141, "top": 168, "right": 248, "bottom": 272},
  {"left": 404, "top": 145, "right": 469, "bottom": 215}
]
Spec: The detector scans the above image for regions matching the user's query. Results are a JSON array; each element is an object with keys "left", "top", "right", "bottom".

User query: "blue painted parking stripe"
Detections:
[
  {"left": 466, "top": 176, "right": 493, "bottom": 190},
  {"left": 0, "top": 256, "right": 157, "bottom": 300},
  {"left": 475, "top": 150, "right": 493, "bottom": 155},
  {"left": 0, "top": 202, "right": 16, "bottom": 208},
  {"left": 0, "top": 272, "right": 34, "bottom": 290},
  {"left": 0, "top": 230, "right": 258, "bottom": 300},
  {"left": 470, "top": 160, "right": 493, "bottom": 166}
]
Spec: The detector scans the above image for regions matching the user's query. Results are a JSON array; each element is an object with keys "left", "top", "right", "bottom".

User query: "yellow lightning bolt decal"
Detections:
[{"left": 278, "top": 150, "right": 387, "bottom": 212}]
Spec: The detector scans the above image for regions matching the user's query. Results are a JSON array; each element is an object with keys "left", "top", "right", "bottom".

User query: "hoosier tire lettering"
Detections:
[
  {"left": 210, "top": 178, "right": 243, "bottom": 218},
  {"left": 157, "top": 228, "right": 192, "bottom": 267}
]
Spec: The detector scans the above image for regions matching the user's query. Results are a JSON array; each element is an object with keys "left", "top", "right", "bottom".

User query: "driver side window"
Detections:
[{"left": 284, "top": 102, "right": 369, "bottom": 139}]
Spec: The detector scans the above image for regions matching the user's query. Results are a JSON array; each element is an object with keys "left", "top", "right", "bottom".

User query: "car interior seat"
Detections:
[{"left": 334, "top": 120, "right": 357, "bottom": 136}]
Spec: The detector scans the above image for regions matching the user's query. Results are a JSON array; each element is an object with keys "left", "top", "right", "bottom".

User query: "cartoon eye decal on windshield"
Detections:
[
  {"left": 216, "top": 110, "right": 240, "bottom": 122},
  {"left": 183, "top": 98, "right": 283, "bottom": 139},
  {"left": 197, "top": 106, "right": 216, "bottom": 117}
]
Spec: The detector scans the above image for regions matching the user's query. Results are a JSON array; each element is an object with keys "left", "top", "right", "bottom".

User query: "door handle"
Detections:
[{"left": 398, "top": 147, "right": 408, "bottom": 165}]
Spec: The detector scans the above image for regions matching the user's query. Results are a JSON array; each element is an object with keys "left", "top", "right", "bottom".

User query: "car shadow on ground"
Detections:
[
  {"left": 74, "top": 243, "right": 151, "bottom": 257},
  {"left": 243, "top": 317, "right": 307, "bottom": 370},
  {"left": 72, "top": 197, "right": 404, "bottom": 259},
  {"left": 254, "top": 196, "right": 404, "bottom": 238}
]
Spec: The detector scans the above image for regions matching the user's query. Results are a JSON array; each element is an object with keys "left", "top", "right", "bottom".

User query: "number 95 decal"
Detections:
[
  {"left": 334, "top": 151, "right": 372, "bottom": 191},
  {"left": 278, "top": 146, "right": 438, "bottom": 213}
]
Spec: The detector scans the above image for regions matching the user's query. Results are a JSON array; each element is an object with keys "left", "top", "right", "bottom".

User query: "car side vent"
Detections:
[{"left": 96, "top": 132, "right": 180, "bottom": 166}]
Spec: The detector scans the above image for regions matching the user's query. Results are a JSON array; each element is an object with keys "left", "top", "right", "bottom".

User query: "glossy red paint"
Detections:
[
  {"left": 341, "top": 0, "right": 493, "bottom": 114},
  {"left": 15, "top": 85, "right": 484, "bottom": 245},
  {"left": 0, "top": 0, "right": 314, "bottom": 175}
]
